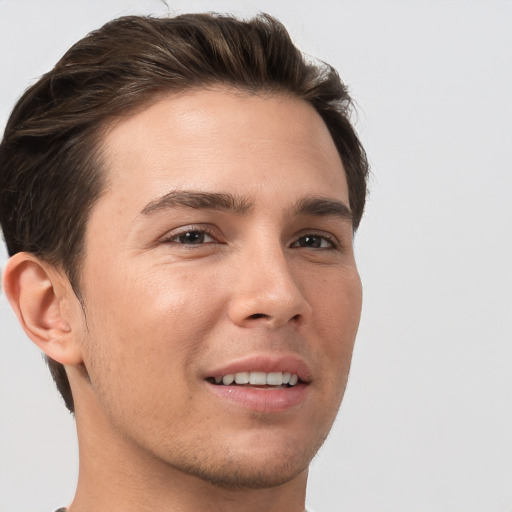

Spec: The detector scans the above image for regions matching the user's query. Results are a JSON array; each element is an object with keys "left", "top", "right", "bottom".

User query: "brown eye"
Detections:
[
  {"left": 293, "top": 235, "right": 333, "bottom": 249},
  {"left": 169, "top": 230, "right": 215, "bottom": 245},
  {"left": 178, "top": 231, "right": 205, "bottom": 244}
]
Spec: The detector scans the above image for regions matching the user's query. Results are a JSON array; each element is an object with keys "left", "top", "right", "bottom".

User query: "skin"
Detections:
[{"left": 6, "top": 89, "right": 362, "bottom": 512}]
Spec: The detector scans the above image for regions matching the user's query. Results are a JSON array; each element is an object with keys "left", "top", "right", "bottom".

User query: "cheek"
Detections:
[
  {"left": 309, "top": 266, "right": 362, "bottom": 336},
  {"left": 308, "top": 268, "right": 362, "bottom": 390},
  {"left": 82, "top": 262, "right": 229, "bottom": 376},
  {"left": 79, "top": 273, "right": 225, "bottom": 432}
]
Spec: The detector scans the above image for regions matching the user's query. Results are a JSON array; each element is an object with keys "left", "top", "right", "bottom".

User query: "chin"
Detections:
[
  {"left": 164, "top": 428, "right": 326, "bottom": 490},
  {"left": 177, "top": 453, "right": 309, "bottom": 490}
]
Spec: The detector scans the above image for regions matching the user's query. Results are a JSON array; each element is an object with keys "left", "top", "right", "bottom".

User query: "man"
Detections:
[{"left": 0, "top": 13, "right": 368, "bottom": 512}]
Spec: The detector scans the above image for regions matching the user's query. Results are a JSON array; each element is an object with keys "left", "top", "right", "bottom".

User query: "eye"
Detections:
[
  {"left": 164, "top": 229, "right": 216, "bottom": 245},
  {"left": 291, "top": 234, "right": 334, "bottom": 249}
]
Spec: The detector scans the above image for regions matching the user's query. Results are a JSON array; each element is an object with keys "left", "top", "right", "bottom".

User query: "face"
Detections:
[{"left": 73, "top": 89, "right": 362, "bottom": 489}]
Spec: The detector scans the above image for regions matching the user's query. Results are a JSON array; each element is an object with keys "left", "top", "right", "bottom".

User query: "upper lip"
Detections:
[{"left": 204, "top": 353, "right": 312, "bottom": 383}]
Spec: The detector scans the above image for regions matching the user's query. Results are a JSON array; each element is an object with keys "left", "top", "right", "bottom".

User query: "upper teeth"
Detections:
[{"left": 214, "top": 371, "right": 299, "bottom": 386}]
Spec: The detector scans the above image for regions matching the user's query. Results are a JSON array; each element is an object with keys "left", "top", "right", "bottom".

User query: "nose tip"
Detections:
[{"left": 228, "top": 258, "right": 311, "bottom": 329}]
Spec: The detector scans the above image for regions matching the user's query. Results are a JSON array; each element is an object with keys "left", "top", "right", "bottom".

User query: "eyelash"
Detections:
[
  {"left": 161, "top": 225, "right": 219, "bottom": 247},
  {"left": 290, "top": 233, "right": 338, "bottom": 250},
  {"left": 161, "top": 226, "right": 340, "bottom": 250}
]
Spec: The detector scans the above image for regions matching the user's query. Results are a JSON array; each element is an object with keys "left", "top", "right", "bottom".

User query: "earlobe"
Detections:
[{"left": 3, "top": 252, "right": 83, "bottom": 366}]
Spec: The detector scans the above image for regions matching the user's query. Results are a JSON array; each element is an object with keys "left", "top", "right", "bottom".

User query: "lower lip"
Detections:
[{"left": 206, "top": 382, "right": 308, "bottom": 413}]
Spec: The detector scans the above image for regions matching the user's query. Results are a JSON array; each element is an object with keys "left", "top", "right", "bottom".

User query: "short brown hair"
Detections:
[{"left": 0, "top": 13, "right": 369, "bottom": 413}]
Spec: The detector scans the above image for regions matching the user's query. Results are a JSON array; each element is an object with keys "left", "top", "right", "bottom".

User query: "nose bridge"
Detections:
[{"left": 229, "top": 234, "right": 311, "bottom": 327}]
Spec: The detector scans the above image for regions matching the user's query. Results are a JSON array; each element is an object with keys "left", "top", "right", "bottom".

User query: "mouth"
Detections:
[
  {"left": 207, "top": 371, "right": 300, "bottom": 388},
  {"left": 204, "top": 356, "right": 310, "bottom": 412}
]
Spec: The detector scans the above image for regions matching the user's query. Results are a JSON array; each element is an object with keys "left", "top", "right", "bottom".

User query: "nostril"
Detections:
[{"left": 249, "top": 313, "right": 268, "bottom": 320}]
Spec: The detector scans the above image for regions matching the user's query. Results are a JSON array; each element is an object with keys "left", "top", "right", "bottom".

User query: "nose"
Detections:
[{"left": 228, "top": 242, "right": 312, "bottom": 329}]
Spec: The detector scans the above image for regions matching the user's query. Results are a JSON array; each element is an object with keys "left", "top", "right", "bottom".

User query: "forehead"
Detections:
[{"left": 96, "top": 88, "right": 348, "bottom": 219}]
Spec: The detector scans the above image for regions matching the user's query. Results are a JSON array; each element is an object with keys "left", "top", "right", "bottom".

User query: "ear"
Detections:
[{"left": 3, "top": 252, "right": 84, "bottom": 365}]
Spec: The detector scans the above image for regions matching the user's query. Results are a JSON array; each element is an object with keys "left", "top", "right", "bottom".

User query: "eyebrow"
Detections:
[
  {"left": 140, "top": 190, "right": 352, "bottom": 224},
  {"left": 140, "top": 190, "right": 253, "bottom": 216},
  {"left": 294, "top": 197, "right": 353, "bottom": 223}
]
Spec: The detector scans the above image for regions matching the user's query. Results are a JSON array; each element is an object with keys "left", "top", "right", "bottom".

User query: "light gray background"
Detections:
[{"left": 1, "top": 1, "right": 511, "bottom": 511}]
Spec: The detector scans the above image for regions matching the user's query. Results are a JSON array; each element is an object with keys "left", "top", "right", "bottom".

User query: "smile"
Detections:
[
  {"left": 204, "top": 356, "right": 310, "bottom": 412},
  {"left": 210, "top": 371, "right": 300, "bottom": 387}
]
